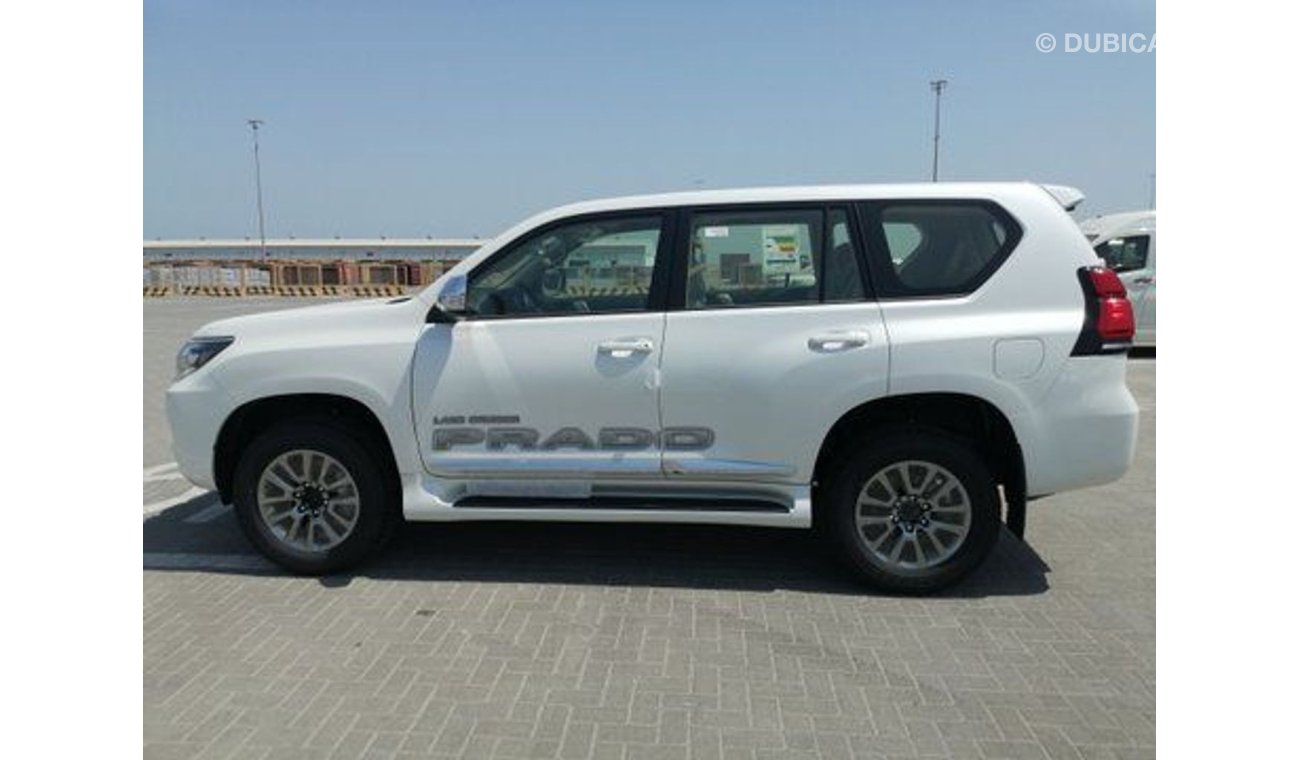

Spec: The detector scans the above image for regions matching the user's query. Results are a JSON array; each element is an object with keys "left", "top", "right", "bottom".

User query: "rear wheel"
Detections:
[
  {"left": 826, "top": 429, "right": 1000, "bottom": 594},
  {"left": 232, "top": 419, "right": 397, "bottom": 574}
]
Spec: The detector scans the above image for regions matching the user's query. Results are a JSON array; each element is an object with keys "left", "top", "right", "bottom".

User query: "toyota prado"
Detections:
[{"left": 167, "top": 183, "right": 1138, "bottom": 593}]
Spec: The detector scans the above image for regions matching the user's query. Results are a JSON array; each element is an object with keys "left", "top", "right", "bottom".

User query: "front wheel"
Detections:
[
  {"left": 826, "top": 429, "right": 1000, "bottom": 594},
  {"left": 232, "top": 419, "right": 397, "bottom": 575}
]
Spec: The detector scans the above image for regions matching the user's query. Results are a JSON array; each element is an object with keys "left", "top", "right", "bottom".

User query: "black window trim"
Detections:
[
  {"left": 856, "top": 198, "right": 1024, "bottom": 301},
  {"left": 448, "top": 196, "right": 1027, "bottom": 320},
  {"left": 825, "top": 204, "right": 874, "bottom": 304},
  {"left": 666, "top": 200, "right": 877, "bottom": 312},
  {"left": 456, "top": 208, "right": 679, "bottom": 322}
]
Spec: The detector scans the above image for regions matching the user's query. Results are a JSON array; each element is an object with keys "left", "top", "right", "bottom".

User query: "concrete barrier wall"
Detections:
[{"left": 143, "top": 260, "right": 459, "bottom": 297}]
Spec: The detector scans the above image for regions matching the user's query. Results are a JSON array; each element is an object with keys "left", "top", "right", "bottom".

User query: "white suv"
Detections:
[{"left": 167, "top": 183, "right": 1138, "bottom": 593}]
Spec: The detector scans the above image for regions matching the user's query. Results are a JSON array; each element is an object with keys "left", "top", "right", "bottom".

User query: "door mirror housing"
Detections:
[{"left": 436, "top": 273, "right": 468, "bottom": 314}]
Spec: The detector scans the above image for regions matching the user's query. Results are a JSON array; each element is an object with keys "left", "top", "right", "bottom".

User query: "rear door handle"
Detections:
[
  {"left": 808, "top": 331, "right": 871, "bottom": 351},
  {"left": 597, "top": 338, "right": 654, "bottom": 357},
  {"left": 1132, "top": 276, "right": 1155, "bottom": 285}
]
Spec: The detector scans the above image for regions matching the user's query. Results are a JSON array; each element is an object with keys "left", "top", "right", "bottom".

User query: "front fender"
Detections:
[{"left": 209, "top": 340, "right": 423, "bottom": 476}]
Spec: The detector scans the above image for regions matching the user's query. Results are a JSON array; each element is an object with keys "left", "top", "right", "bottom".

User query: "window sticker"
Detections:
[
  {"left": 702, "top": 226, "right": 730, "bottom": 238},
  {"left": 762, "top": 225, "right": 802, "bottom": 274}
]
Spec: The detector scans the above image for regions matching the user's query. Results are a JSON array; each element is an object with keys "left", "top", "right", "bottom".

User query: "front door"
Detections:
[{"left": 412, "top": 212, "right": 670, "bottom": 487}]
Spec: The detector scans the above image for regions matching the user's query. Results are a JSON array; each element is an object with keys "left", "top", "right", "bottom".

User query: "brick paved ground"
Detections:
[{"left": 144, "top": 300, "right": 1155, "bottom": 759}]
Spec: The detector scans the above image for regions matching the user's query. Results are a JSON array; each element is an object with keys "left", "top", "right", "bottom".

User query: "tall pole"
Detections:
[
  {"left": 930, "top": 79, "right": 948, "bottom": 182},
  {"left": 247, "top": 119, "right": 267, "bottom": 259}
]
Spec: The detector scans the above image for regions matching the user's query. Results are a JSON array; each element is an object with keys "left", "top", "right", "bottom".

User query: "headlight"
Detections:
[{"left": 175, "top": 336, "right": 234, "bottom": 380}]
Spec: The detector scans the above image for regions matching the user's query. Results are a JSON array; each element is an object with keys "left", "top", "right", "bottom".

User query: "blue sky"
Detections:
[{"left": 144, "top": 0, "right": 1155, "bottom": 239}]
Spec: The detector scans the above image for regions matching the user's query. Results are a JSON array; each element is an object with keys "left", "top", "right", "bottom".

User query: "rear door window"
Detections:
[
  {"left": 680, "top": 206, "right": 869, "bottom": 309},
  {"left": 685, "top": 208, "right": 823, "bottom": 308}
]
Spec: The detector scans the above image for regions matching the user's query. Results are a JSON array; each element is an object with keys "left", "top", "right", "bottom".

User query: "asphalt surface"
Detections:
[{"left": 144, "top": 298, "right": 1155, "bottom": 759}]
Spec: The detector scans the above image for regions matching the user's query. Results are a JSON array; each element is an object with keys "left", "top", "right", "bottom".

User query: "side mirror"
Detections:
[{"left": 436, "top": 273, "right": 468, "bottom": 314}]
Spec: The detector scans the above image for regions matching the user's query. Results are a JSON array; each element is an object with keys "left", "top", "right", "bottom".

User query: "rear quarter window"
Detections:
[{"left": 862, "top": 201, "right": 1022, "bottom": 298}]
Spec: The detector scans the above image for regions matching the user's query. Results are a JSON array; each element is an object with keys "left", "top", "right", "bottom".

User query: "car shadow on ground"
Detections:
[{"left": 145, "top": 493, "right": 1052, "bottom": 599}]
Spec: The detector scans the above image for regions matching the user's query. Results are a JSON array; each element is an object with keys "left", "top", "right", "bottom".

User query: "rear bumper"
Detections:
[{"left": 1023, "top": 356, "right": 1139, "bottom": 496}]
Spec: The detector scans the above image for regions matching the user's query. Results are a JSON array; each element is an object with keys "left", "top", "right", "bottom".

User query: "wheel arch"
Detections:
[
  {"left": 213, "top": 393, "right": 400, "bottom": 504},
  {"left": 812, "top": 392, "right": 1025, "bottom": 525}
]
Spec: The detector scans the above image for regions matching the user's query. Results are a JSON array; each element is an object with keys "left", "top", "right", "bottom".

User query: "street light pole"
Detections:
[
  {"left": 929, "top": 79, "right": 948, "bottom": 182},
  {"left": 247, "top": 119, "right": 267, "bottom": 259}
]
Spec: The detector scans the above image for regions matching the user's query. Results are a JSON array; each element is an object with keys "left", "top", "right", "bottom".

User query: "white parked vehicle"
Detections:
[
  {"left": 1079, "top": 210, "right": 1156, "bottom": 347},
  {"left": 167, "top": 183, "right": 1139, "bottom": 593}
]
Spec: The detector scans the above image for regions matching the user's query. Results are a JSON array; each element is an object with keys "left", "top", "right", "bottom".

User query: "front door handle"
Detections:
[
  {"left": 597, "top": 338, "right": 654, "bottom": 358},
  {"left": 808, "top": 331, "right": 871, "bottom": 351}
]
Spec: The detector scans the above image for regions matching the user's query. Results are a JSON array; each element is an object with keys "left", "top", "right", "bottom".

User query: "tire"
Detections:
[
  {"left": 232, "top": 418, "right": 398, "bottom": 575},
  {"left": 825, "top": 428, "right": 1000, "bottom": 594}
]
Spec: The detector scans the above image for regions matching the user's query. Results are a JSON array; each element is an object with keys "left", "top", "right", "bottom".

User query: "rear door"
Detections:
[{"left": 657, "top": 204, "right": 889, "bottom": 484}]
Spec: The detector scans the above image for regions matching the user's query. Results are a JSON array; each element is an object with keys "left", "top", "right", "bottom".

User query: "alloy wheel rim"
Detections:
[
  {"left": 256, "top": 449, "right": 360, "bottom": 553},
  {"left": 854, "top": 459, "right": 971, "bottom": 570}
]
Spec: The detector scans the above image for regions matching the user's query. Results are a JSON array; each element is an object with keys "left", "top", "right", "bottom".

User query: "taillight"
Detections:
[{"left": 1071, "top": 266, "right": 1134, "bottom": 355}]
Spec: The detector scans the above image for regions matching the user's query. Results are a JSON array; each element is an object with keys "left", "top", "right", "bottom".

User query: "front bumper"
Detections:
[{"left": 164, "top": 370, "right": 234, "bottom": 492}]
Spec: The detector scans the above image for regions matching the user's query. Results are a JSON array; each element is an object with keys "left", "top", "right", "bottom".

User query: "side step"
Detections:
[{"left": 453, "top": 495, "right": 790, "bottom": 513}]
